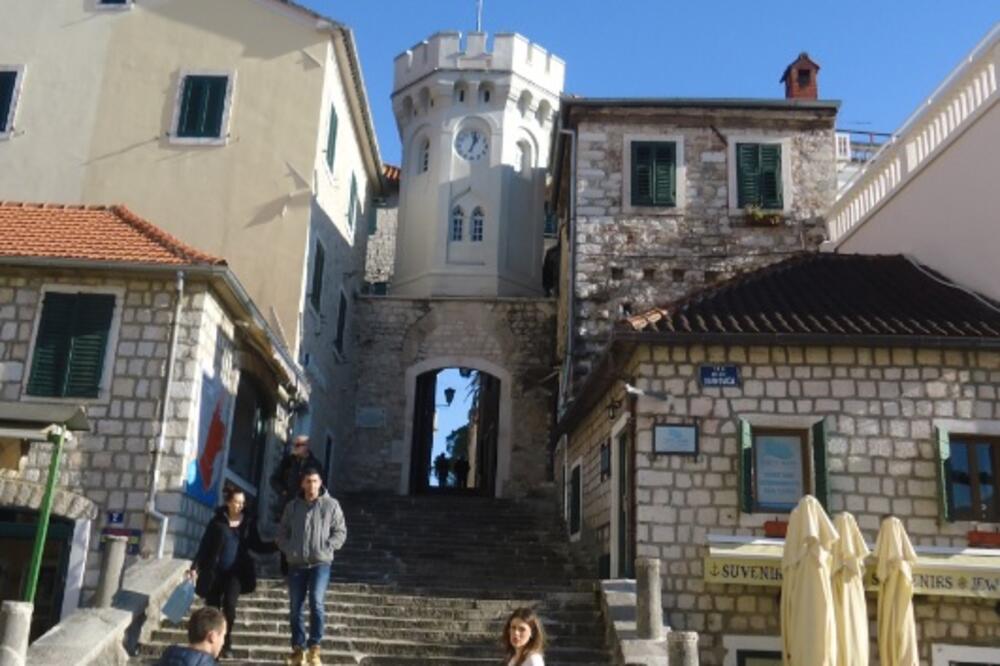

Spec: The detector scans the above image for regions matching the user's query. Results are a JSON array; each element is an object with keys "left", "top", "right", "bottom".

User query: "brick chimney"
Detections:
[{"left": 781, "top": 52, "right": 820, "bottom": 100}]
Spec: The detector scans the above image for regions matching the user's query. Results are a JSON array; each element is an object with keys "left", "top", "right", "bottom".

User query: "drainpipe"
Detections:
[
  {"left": 146, "top": 270, "right": 184, "bottom": 559},
  {"left": 558, "top": 123, "right": 577, "bottom": 410}
]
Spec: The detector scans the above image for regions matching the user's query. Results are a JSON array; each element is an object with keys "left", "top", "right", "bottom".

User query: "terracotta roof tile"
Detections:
[
  {"left": 382, "top": 163, "right": 401, "bottom": 183},
  {"left": 0, "top": 202, "right": 225, "bottom": 266},
  {"left": 621, "top": 253, "right": 1000, "bottom": 341}
]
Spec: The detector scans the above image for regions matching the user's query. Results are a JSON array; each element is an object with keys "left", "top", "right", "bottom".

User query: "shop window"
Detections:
[
  {"left": 27, "top": 291, "right": 116, "bottom": 398},
  {"left": 940, "top": 431, "right": 1000, "bottom": 522},
  {"left": 738, "top": 419, "right": 828, "bottom": 513},
  {"left": 737, "top": 651, "right": 783, "bottom": 666}
]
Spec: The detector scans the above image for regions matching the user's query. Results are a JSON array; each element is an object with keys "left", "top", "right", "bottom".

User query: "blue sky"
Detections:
[
  {"left": 430, "top": 368, "right": 476, "bottom": 485},
  {"left": 302, "top": 1, "right": 997, "bottom": 165}
]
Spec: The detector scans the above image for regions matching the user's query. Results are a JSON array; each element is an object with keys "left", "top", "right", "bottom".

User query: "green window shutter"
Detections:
[
  {"left": 63, "top": 294, "right": 115, "bottom": 398},
  {"left": 334, "top": 291, "right": 348, "bottom": 354},
  {"left": 177, "top": 75, "right": 228, "bottom": 138},
  {"left": 310, "top": 243, "right": 325, "bottom": 311},
  {"left": 936, "top": 425, "right": 952, "bottom": 522},
  {"left": 348, "top": 174, "right": 358, "bottom": 232},
  {"left": 27, "top": 293, "right": 76, "bottom": 397},
  {"left": 739, "top": 419, "right": 753, "bottom": 513},
  {"left": 0, "top": 71, "right": 16, "bottom": 133},
  {"left": 736, "top": 143, "right": 760, "bottom": 208},
  {"left": 631, "top": 143, "right": 653, "bottom": 206},
  {"left": 325, "top": 105, "right": 338, "bottom": 171},
  {"left": 812, "top": 418, "right": 829, "bottom": 510},
  {"left": 367, "top": 205, "right": 377, "bottom": 236},
  {"left": 652, "top": 143, "right": 676, "bottom": 206},
  {"left": 759, "top": 144, "right": 783, "bottom": 209}
]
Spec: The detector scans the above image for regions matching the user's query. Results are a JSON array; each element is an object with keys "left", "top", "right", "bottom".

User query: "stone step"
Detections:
[
  {"left": 200, "top": 600, "right": 602, "bottom": 621},
  {"left": 239, "top": 589, "right": 597, "bottom": 607}
]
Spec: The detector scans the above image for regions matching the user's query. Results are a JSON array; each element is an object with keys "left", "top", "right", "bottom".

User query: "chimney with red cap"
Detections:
[{"left": 781, "top": 52, "right": 820, "bottom": 100}]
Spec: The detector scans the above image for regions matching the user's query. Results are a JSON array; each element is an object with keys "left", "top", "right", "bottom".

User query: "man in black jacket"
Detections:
[
  {"left": 154, "top": 606, "right": 226, "bottom": 665},
  {"left": 270, "top": 436, "right": 323, "bottom": 515}
]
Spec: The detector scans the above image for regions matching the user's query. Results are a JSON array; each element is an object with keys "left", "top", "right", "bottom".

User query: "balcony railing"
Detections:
[{"left": 826, "top": 24, "right": 999, "bottom": 246}]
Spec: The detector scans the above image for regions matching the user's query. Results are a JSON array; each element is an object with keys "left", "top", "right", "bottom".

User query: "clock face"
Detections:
[{"left": 454, "top": 128, "right": 489, "bottom": 161}]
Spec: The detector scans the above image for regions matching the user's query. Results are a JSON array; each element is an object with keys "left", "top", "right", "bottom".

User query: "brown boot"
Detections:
[
  {"left": 305, "top": 645, "right": 323, "bottom": 666},
  {"left": 284, "top": 646, "right": 305, "bottom": 666}
]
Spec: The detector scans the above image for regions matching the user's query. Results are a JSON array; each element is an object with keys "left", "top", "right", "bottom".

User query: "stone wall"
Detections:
[
  {"left": 558, "top": 108, "right": 837, "bottom": 381},
  {"left": 0, "top": 268, "right": 288, "bottom": 597},
  {"left": 564, "top": 341, "right": 1000, "bottom": 665},
  {"left": 364, "top": 190, "right": 399, "bottom": 290},
  {"left": 347, "top": 296, "right": 556, "bottom": 498}
]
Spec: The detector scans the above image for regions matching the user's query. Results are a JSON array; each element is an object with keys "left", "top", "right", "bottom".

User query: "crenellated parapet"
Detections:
[{"left": 393, "top": 31, "right": 565, "bottom": 97}]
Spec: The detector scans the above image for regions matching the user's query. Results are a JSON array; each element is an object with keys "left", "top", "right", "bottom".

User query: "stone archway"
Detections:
[
  {"left": 0, "top": 475, "right": 98, "bottom": 521},
  {"left": 400, "top": 357, "right": 513, "bottom": 498}
]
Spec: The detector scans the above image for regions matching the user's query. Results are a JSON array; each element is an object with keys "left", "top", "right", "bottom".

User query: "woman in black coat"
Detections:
[{"left": 189, "top": 486, "right": 276, "bottom": 657}]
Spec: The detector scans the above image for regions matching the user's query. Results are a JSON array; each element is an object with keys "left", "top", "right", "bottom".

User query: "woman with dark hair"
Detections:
[
  {"left": 501, "top": 607, "right": 547, "bottom": 666},
  {"left": 189, "top": 486, "right": 277, "bottom": 658}
]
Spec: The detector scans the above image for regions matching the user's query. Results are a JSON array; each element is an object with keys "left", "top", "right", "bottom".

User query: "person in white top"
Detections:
[{"left": 502, "top": 607, "right": 546, "bottom": 666}]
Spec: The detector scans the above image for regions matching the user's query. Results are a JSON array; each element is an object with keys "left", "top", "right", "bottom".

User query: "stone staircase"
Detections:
[{"left": 132, "top": 493, "right": 614, "bottom": 665}]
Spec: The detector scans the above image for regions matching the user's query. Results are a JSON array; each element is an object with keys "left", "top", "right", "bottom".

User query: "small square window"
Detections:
[
  {"left": 175, "top": 74, "right": 231, "bottom": 140},
  {"left": 796, "top": 69, "right": 811, "bottom": 87}
]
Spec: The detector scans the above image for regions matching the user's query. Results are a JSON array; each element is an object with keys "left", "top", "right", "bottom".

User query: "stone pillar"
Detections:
[
  {"left": 636, "top": 556, "right": 664, "bottom": 640},
  {"left": 0, "top": 601, "right": 32, "bottom": 666},
  {"left": 94, "top": 536, "right": 128, "bottom": 608},
  {"left": 668, "top": 631, "right": 699, "bottom": 666}
]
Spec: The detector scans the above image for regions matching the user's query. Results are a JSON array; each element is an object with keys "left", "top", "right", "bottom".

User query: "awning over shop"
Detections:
[
  {"left": 706, "top": 535, "right": 1000, "bottom": 600},
  {"left": 0, "top": 402, "right": 90, "bottom": 441}
]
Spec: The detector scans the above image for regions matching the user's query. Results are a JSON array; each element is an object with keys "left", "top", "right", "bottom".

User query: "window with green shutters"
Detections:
[
  {"left": 347, "top": 174, "right": 358, "bottom": 234},
  {"left": 0, "top": 70, "right": 19, "bottom": 134},
  {"left": 630, "top": 141, "right": 676, "bottom": 207},
  {"left": 736, "top": 143, "right": 783, "bottom": 209},
  {"left": 309, "top": 242, "right": 325, "bottom": 312},
  {"left": 334, "top": 291, "right": 348, "bottom": 355},
  {"left": 325, "top": 105, "right": 338, "bottom": 171},
  {"left": 27, "top": 292, "right": 116, "bottom": 399},
  {"left": 176, "top": 75, "right": 229, "bottom": 139},
  {"left": 738, "top": 420, "right": 827, "bottom": 513}
]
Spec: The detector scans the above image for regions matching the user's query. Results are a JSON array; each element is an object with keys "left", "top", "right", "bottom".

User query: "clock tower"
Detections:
[{"left": 390, "top": 32, "right": 565, "bottom": 297}]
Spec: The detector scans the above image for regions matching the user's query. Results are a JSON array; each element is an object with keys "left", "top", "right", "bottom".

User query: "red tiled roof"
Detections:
[
  {"left": 382, "top": 163, "right": 401, "bottom": 183},
  {"left": 622, "top": 253, "right": 1000, "bottom": 340},
  {"left": 0, "top": 202, "right": 225, "bottom": 266}
]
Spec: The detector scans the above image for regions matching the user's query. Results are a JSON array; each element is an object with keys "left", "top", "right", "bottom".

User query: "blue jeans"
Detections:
[{"left": 287, "top": 563, "right": 331, "bottom": 648}]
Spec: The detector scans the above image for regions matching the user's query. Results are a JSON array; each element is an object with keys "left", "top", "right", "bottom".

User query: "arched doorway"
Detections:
[{"left": 402, "top": 358, "right": 512, "bottom": 497}]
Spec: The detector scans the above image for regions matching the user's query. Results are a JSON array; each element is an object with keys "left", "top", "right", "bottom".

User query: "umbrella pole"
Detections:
[{"left": 24, "top": 426, "right": 66, "bottom": 603}]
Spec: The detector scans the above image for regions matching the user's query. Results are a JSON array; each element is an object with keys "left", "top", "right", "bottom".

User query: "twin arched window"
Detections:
[{"left": 450, "top": 206, "right": 485, "bottom": 242}]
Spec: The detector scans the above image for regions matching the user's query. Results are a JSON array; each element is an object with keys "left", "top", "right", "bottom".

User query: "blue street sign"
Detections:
[
  {"left": 107, "top": 511, "right": 125, "bottom": 526},
  {"left": 699, "top": 364, "right": 742, "bottom": 387}
]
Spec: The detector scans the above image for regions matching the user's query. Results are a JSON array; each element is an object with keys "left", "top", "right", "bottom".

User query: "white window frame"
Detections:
[
  {"left": 21, "top": 285, "right": 126, "bottom": 404},
  {"left": 609, "top": 412, "right": 630, "bottom": 578},
  {"left": 722, "top": 635, "right": 782, "bottom": 666},
  {"left": 726, "top": 134, "right": 793, "bottom": 213},
  {"left": 568, "top": 456, "right": 583, "bottom": 542},
  {"left": 932, "top": 643, "right": 1000, "bottom": 666},
  {"left": 622, "top": 133, "right": 686, "bottom": 214},
  {"left": 0, "top": 65, "right": 26, "bottom": 140},
  {"left": 169, "top": 69, "right": 237, "bottom": 146},
  {"left": 93, "top": 0, "right": 133, "bottom": 10},
  {"left": 470, "top": 207, "right": 485, "bottom": 242}
]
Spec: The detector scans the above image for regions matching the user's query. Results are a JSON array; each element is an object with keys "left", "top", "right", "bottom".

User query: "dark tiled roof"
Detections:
[
  {"left": 622, "top": 253, "right": 1000, "bottom": 340},
  {"left": 0, "top": 202, "right": 226, "bottom": 266}
]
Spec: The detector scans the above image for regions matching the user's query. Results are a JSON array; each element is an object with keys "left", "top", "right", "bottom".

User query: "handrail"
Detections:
[{"left": 826, "top": 23, "right": 1000, "bottom": 246}]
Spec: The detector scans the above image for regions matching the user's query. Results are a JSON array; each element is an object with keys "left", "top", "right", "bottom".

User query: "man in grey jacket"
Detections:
[{"left": 276, "top": 466, "right": 347, "bottom": 666}]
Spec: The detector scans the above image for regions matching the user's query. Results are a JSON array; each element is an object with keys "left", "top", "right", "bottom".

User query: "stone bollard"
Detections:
[
  {"left": 636, "top": 556, "right": 664, "bottom": 640},
  {"left": 668, "top": 631, "right": 699, "bottom": 666},
  {"left": 0, "top": 601, "right": 32, "bottom": 666},
  {"left": 94, "top": 535, "right": 128, "bottom": 609}
]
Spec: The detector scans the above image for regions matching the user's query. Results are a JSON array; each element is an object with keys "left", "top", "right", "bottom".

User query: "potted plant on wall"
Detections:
[{"left": 744, "top": 204, "right": 783, "bottom": 227}]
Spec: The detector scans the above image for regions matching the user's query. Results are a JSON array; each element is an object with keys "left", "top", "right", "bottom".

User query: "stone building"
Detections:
[
  {"left": 549, "top": 75, "right": 839, "bottom": 401},
  {"left": 364, "top": 164, "right": 401, "bottom": 294},
  {"left": 0, "top": 203, "right": 301, "bottom": 638},
  {"left": 0, "top": 0, "right": 384, "bottom": 474},
  {"left": 342, "top": 32, "right": 564, "bottom": 499},
  {"left": 556, "top": 252, "right": 1000, "bottom": 665}
]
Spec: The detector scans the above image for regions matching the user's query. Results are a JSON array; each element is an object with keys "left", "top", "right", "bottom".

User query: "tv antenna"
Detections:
[{"left": 475, "top": 0, "right": 483, "bottom": 32}]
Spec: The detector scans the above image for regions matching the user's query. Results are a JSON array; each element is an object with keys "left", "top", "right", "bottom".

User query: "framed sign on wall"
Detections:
[{"left": 653, "top": 423, "right": 699, "bottom": 456}]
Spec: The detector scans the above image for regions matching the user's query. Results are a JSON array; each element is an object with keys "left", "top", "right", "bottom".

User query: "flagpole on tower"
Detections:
[{"left": 476, "top": 0, "right": 483, "bottom": 32}]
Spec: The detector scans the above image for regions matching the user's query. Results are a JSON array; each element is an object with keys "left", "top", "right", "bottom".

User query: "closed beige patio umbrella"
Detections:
[
  {"left": 875, "top": 516, "right": 919, "bottom": 666},
  {"left": 831, "top": 512, "right": 870, "bottom": 666},
  {"left": 781, "top": 495, "right": 839, "bottom": 666}
]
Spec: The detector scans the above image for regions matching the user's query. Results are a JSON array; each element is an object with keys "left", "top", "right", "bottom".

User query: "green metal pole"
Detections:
[{"left": 24, "top": 426, "right": 66, "bottom": 604}]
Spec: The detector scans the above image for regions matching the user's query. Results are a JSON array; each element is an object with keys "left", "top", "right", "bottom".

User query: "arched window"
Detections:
[
  {"left": 450, "top": 206, "right": 464, "bottom": 241},
  {"left": 420, "top": 138, "right": 430, "bottom": 173},
  {"left": 471, "top": 207, "right": 484, "bottom": 242},
  {"left": 516, "top": 140, "right": 532, "bottom": 175}
]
